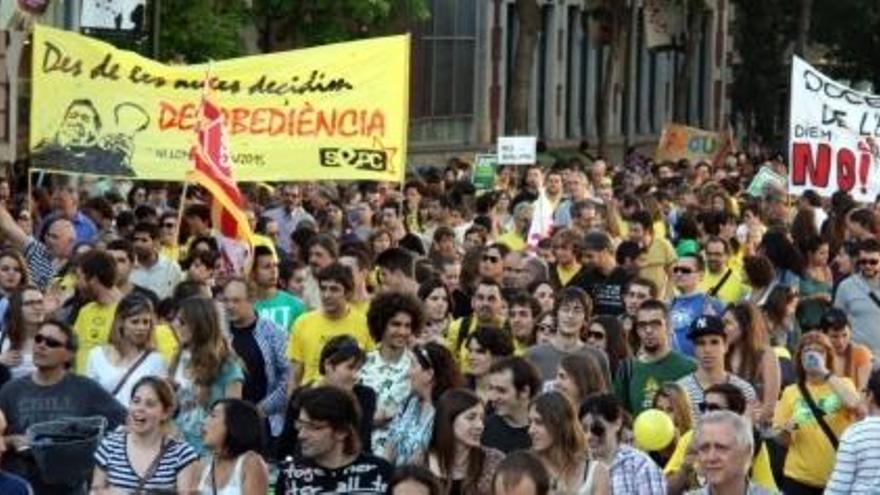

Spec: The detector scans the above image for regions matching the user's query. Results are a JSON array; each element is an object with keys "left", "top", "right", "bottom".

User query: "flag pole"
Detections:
[{"left": 173, "top": 181, "right": 189, "bottom": 256}]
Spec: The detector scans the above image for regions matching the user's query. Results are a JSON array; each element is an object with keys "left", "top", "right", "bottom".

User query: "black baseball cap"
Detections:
[{"left": 687, "top": 315, "right": 727, "bottom": 341}]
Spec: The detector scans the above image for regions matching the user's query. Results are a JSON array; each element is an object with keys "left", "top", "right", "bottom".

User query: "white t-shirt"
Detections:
[{"left": 85, "top": 347, "right": 167, "bottom": 405}]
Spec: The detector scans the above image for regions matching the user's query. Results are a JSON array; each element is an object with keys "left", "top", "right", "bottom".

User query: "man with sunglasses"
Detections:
[
  {"left": 833, "top": 238, "right": 880, "bottom": 357},
  {"left": 669, "top": 253, "right": 724, "bottom": 357},
  {"left": 665, "top": 384, "right": 777, "bottom": 494},
  {"left": 0, "top": 319, "right": 125, "bottom": 494}
]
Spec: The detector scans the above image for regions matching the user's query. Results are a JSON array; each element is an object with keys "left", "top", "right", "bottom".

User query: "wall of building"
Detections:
[{"left": 409, "top": 0, "right": 733, "bottom": 165}]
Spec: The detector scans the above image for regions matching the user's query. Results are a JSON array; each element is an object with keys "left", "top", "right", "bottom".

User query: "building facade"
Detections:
[{"left": 409, "top": 0, "right": 734, "bottom": 162}]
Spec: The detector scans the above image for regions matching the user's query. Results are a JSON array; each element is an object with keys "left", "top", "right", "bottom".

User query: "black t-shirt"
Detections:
[
  {"left": 574, "top": 266, "right": 633, "bottom": 316},
  {"left": 481, "top": 413, "right": 531, "bottom": 453},
  {"left": 230, "top": 318, "right": 268, "bottom": 404},
  {"left": 275, "top": 452, "right": 392, "bottom": 494}
]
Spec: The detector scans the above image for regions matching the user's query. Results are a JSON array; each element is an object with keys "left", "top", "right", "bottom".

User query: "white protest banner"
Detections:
[
  {"left": 789, "top": 56, "right": 880, "bottom": 202},
  {"left": 497, "top": 136, "right": 537, "bottom": 165}
]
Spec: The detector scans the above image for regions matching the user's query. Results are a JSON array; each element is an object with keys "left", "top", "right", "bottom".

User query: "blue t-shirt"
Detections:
[
  {"left": 0, "top": 472, "right": 32, "bottom": 495},
  {"left": 670, "top": 293, "right": 724, "bottom": 357}
]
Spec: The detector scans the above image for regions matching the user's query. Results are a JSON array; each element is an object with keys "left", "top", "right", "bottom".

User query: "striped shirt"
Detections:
[
  {"left": 826, "top": 416, "right": 880, "bottom": 494},
  {"left": 22, "top": 237, "right": 58, "bottom": 290},
  {"left": 94, "top": 432, "right": 198, "bottom": 491},
  {"left": 678, "top": 373, "right": 758, "bottom": 423}
]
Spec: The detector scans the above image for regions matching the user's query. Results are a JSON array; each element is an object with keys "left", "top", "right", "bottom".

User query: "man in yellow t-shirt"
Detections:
[
  {"left": 699, "top": 237, "right": 749, "bottom": 304},
  {"left": 287, "top": 263, "right": 373, "bottom": 391},
  {"left": 72, "top": 250, "right": 122, "bottom": 373},
  {"left": 629, "top": 210, "right": 676, "bottom": 300},
  {"left": 664, "top": 383, "right": 777, "bottom": 493}
]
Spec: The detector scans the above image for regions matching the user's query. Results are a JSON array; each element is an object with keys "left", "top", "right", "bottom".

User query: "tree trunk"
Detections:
[
  {"left": 509, "top": 0, "right": 541, "bottom": 135},
  {"left": 795, "top": 0, "right": 812, "bottom": 57},
  {"left": 673, "top": 0, "right": 704, "bottom": 124},
  {"left": 596, "top": 5, "right": 628, "bottom": 158}
]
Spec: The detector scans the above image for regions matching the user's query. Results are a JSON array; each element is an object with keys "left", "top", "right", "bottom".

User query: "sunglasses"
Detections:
[
  {"left": 698, "top": 402, "right": 725, "bottom": 413},
  {"left": 482, "top": 255, "right": 500, "bottom": 263},
  {"left": 672, "top": 266, "right": 695, "bottom": 275},
  {"left": 859, "top": 258, "right": 880, "bottom": 266},
  {"left": 35, "top": 334, "right": 66, "bottom": 349},
  {"left": 536, "top": 324, "right": 556, "bottom": 334},
  {"left": 586, "top": 330, "right": 606, "bottom": 340},
  {"left": 414, "top": 345, "right": 433, "bottom": 369},
  {"left": 162, "top": 222, "right": 176, "bottom": 228}
]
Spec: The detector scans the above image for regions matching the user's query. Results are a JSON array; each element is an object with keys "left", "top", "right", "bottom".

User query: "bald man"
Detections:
[{"left": 0, "top": 206, "right": 75, "bottom": 289}]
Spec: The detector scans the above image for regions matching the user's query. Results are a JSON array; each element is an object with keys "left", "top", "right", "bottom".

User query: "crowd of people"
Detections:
[{"left": 0, "top": 148, "right": 877, "bottom": 494}]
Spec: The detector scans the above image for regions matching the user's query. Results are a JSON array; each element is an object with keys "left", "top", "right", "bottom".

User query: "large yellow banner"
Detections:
[{"left": 29, "top": 25, "right": 409, "bottom": 182}]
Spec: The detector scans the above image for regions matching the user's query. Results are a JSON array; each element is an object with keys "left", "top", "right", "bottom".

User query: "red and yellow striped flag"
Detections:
[{"left": 186, "top": 79, "right": 253, "bottom": 245}]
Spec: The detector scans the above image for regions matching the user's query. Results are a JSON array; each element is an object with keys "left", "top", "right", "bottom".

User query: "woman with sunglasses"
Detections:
[
  {"left": 723, "top": 300, "right": 782, "bottom": 419},
  {"left": 528, "top": 391, "right": 610, "bottom": 494},
  {"left": 533, "top": 310, "right": 556, "bottom": 346},
  {"left": 579, "top": 393, "right": 666, "bottom": 493},
  {"left": 584, "top": 315, "right": 631, "bottom": 377},
  {"left": 384, "top": 342, "right": 461, "bottom": 466},
  {"left": 0, "top": 285, "right": 44, "bottom": 379},
  {"left": 773, "top": 331, "right": 862, "bottom": 494},
  {"left": 819, "top": 308, "right": 872, "bottom": 391},
  {"left": 425, "top": 389, "right": 504, "bottom": 494},
  {"left": 86, "top": 293, "right": 167, "bottom": 405},
  {"left": 92, "top": 377, "right": 198, "bottom": 493}
]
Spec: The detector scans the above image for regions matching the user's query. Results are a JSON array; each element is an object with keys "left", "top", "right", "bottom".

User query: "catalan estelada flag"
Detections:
[{"left": 186, "top": 79, "right": 254, "bottom": 246}]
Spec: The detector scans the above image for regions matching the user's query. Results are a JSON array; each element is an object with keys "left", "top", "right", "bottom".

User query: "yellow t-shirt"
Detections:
[
  {"left": 497, "top": 231, "right": 526, "bottom": 252},
  {"left": 639, "top": 237, "right": 677, "bottom": 300},
  {"left": 557, "top": 263, "right": 582, "bottom": 287},
  {"left": 664, "top": 429, "right": 778, "bottom": 493},
  {"left": 73, "top": 301, "right": 119, "bottom": 374},
  {"left": 153, "top": 322, "right": 179, "bottom": 364},
  {"left": 286, "top": 308, "right": 374, "bottom": 384},
  {"left": 159, "top": 244, "right": 180, "bottom": 263},
  {"left": 445, "top": 315, "right": 507, "bottom": 372},
  {"left": 773, "top": 380, "right": 858, "bottom": 487},
  {"left": 698, "top": 266, "right": 750, "bottom": 305}
]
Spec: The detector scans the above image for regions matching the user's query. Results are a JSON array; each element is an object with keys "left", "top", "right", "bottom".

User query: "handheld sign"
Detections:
[{"left": 497, "top": 136, "right": 536, "bottom": 165}]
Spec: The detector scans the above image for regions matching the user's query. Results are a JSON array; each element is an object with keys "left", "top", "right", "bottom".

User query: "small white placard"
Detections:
[{"left": 497, "top": 136, "right": 537, "bottom": 165}]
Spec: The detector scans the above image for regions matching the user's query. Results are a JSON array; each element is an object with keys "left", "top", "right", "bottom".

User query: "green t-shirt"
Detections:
[
  {"left": 255, "top": 290, "right": 307, "bottom": 335},
  {"left": 614, "top": 351, "right": 696, "bottom": 414}
]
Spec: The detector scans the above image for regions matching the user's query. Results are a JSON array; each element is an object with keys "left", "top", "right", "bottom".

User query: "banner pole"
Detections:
[{"left": 174, "top": 181, "right": 189, "bottom": 254}]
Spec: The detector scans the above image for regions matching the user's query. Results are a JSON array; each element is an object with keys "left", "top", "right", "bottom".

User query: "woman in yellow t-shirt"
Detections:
[{"left": 772, "top": 331, "right": 863, "bottom": 493}]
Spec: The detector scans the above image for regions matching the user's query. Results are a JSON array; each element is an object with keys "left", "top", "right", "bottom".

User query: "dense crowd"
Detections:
[{"left": 0, "top": 149, "right": 877, "bottom": 494}]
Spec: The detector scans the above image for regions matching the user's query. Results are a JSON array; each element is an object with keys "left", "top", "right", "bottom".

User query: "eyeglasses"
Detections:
[
  {"left": 586, "top": 331, "right": 606, "bottom": 340},
  {"left": 699, "top": 402, "right": 725, "bottom": 413},
  {"left": 34, "top": 334, "right": 66, "bottom": 349},
  {"left": 414, "top": 345, "right": 433, "bottom": 369},
  {"left": 536, "top": 324, "right": 556, "bottom": 334},
  {"left": 672, "top": 266, "right": 695, "bottom": 275},
  {"left": 482, "top": 255, "right": 500, "bottom": 263},
  {"left": 859, "top": 258, "right": 880, "bottom": 266}
]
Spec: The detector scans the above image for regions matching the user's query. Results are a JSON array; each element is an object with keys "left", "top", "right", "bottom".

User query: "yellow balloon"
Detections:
[{"left": 633, "top": 408, "right": 675, "bottom": 451}]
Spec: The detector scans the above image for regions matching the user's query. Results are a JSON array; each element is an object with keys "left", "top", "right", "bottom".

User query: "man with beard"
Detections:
[
  {"left": 276, "top": 386, "right": 392, "bottom": 494},
  {"left": 698, "top": 237, "right": 748, "bottom": 305},
  {"left": 446, "top": 278, "right": 506, "bottom": 368},
  {"left": 128, "top": 222, "right": 182, "bottom": 300},
  {"left": 483, "top": 356, "right": 542, "bottom": 453},
  {"left": 614, "top": 299, "right": 696, "bottom": 414}
]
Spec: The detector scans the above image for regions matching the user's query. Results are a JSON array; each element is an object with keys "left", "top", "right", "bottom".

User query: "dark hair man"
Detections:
[{"left": 275, "top": 386, "right": 392, "bottom": 494}]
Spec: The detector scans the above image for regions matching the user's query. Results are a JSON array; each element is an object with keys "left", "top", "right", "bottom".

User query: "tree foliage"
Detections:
[
  {"left": 251, "top": 0, "right": 429, "bottom": 51},
  {"left": 810, "top": 0, "right": 880, "bottom": 85},
  {"left": 158, "top": 0, "right": 251, "bottom": 63}
]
